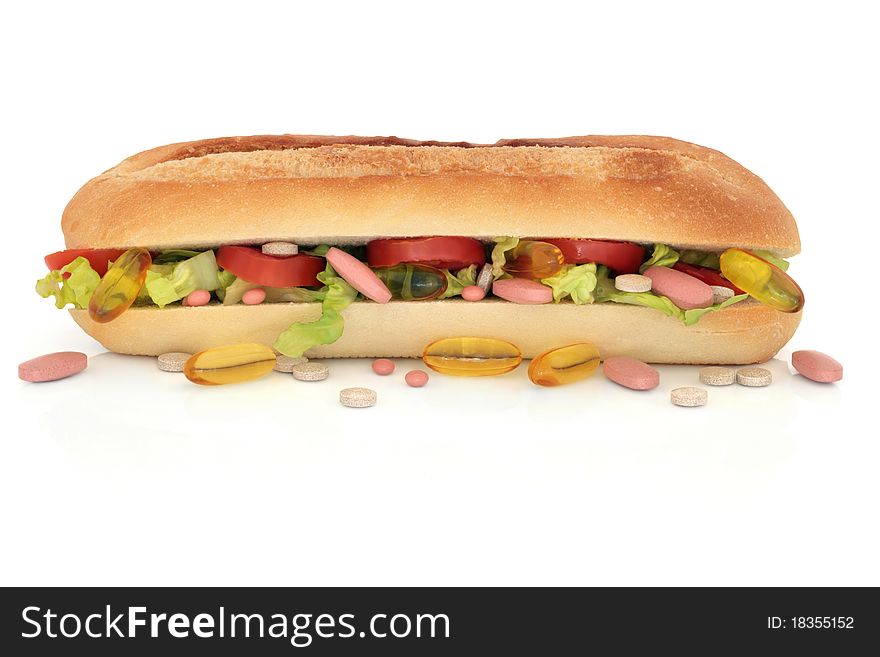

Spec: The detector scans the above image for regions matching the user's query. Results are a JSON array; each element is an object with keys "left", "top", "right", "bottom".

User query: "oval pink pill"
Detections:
[
  {"left": 792, "top": 350, "right": 843, "bottom": 383},
  {"left": 643, "top": 266, "right": 713, "bottom": 310},
  {"left": 492, "top": 278, "right": 553, "bottom": 304},
  {"left": 372, "top": 358, "right": 395, "bottom": 375},
  {"left": 19, "top": 351, "right": 88, "bottom": 383},
  {"left": 242, "top": 288, "right": 267, "bottom": 305},
  {"left": 326, "top": 247, "right": 392, "bottom": 304},
  {"left": 183, "top": 289, "right": 211, "bottom": 307},
  {"left": 405, "top": 370, "right": 429, "bottom": 387},
  {"left": 603, "top": 356, "right": 660, "bottom": 390},
  {"left": 461, "top": 285, "right": 486, "bottom": 301}
]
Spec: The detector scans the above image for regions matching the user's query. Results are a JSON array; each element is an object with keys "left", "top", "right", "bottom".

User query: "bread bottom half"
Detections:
[{"left": 69, "top": 299, "right": 800, "bottom": 364}]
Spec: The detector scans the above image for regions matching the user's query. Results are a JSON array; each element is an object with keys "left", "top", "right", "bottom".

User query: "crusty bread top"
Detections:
[{"left": 62, "top": 135, "right": 800, "bottom": 255}]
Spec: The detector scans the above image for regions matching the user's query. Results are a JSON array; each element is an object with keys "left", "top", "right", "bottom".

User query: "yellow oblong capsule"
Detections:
[
  {"left": 422, "top": 337, "right": 522, "bottom": 377},
  {"left": 719, "top": 248, "right": 804, "bottom": 313},
  {"left": 88, "top": 248, "right": 151, "bottom": 323},
  {"left": 528, "top": 342, "right": 601, "bottom": 387},
  {"left": 184, "top": 343, "right": 277, "bottom": 386},
  {"left": 502, "top": 240, "right": 565, "bottom": 279}
]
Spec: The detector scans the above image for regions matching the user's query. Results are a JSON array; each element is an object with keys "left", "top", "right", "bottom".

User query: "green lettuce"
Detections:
[
  {"left": 752, "top": 250, "right": 790, "bottom": 271},
  {"left": 144, "top": 250, "right": 221, "bottom": 307},
  {"left": 221, "top": 277, "right": 325, "bottom": 305},
  {"left": 273, "top": 263, "right": 358, "bottom": 357},
  {"left": 639, "top": 243, "right": 680, "bottom": 273},
  {"left": 35, "top": 257, "right": 101, "bottom": 310},
  {"left": 491, "top": 236, "right": 519, "bottom": 279},
  {"left": 679, "top": 250, "right": 721, "bottom": 269},
  {"left": 153, "top": 249, "right": 202, "bottom": 265},
  {"left": 440, "top": 265, "right": 478, "bottom": 298},
  {"left": 540, "top": 263, "right": 598, "bottom": 304}
]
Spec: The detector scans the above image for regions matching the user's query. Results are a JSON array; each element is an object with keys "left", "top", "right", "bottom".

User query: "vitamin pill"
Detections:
[
  {"left": 528, "top": 342, "right": 601, "bottom": 387},
  {"left": 373, "top": 264, "right": 448, "bottom": 300},
  {"left": 184, "top": 343, "right": 276, "bottom": 385},
  {"left": 614, "top": 274, "right": 652, "bottom": 293},
  {"left": 502, "top": 240, "right": 565, "bottom": 279},
  {"left": 18, "top": 352, "right": 87, "bottom": 382},
  {"left": 88, "top": 247, "right": 152, "bottom": 323},
  {"left": 603, "top": 356, "right": 659, "bottom": 390},
  {"left": 492, "top": 278, "right": 553, "bottom": 304},
  {"left": 372, "top": 358, "right": 396, "bottom": 375},
  {"left": 699, "top": 366, "right": 736, "bottom": 386},
  {"left": 262, "top": 241, "right": 299, "bottom": 256},
  {"left": 405, "top": 370, "right": 429, "bottom": 387},
  {"left": 292, "top": 362, "right": 329, "bottom": 381},
  {"left": 791, "top": 350, "right": 843, "bottom": 383},
  {"left": 339, "top": 387, "right": 377, "bottom": 408},
  {"left": 461, "top": 285, "right": 486, "bottom": 301},
  {"left": 476, "top": 263, "right": 494, "bottom": 294},
  {"left": 183, "top": 289, "right": 211, "bottom": 306},
  {"left": 325, "top": 247, "right": 392, "bottom": 304},
  {"left": 242, "top": 288, "right": 267, "bottom": 305},
  {"left": 719, "top": 248, "right": 804, "bottom": 313},
  {"left": 643, "top": 266, "right": 713, "bottom": 310},
  {"left": 671, "top": 386, "right": 708, "bottom": 407},
  {"left": 422, "top": 337, "right": 522, "bottom": 377},
  {"left": 710, "top": 285, "right": 734, "bottom": 304},
  {"left": 274, "top": 354, "right": 308, "bottom": 373},
  {"left": 736, "top": 367, "right": 772, "bottom": 387},
  {"left": 157, "top": 352, "right": 192, "bottom": 372}
]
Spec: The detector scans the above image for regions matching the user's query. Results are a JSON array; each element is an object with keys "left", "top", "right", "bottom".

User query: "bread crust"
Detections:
[
  {"left": 62, "top": 135, "right": 800, "bottom": 255},
  {"left": 69, "top": 300, "right": 801, "bottom": 364}
]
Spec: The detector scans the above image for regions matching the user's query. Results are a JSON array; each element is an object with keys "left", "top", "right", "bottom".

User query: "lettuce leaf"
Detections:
[
  {"left": 540, "top": 263, "right": 598, "bottom": 304},
  {"left": 491, "top": 236, "right": 519, "bottom": 280},
  {"left": 682, "top": 294, "right": 749, "bottom": 326},
  {"left": 143, "top": 250, "right": 221, "bottom": 307},
  {"left": 153, "top": 249, "right": 202, "bottom": 265},
  {"left": 639, "top": 243, "right": 680, "bottom": 273},
  {"left": 679, "top": 250, "right": 721, "bottom": 269},
  {"left": 221, "top": 277, "right": 325, "bottom": 305},
  {"left": 35, "top": 257, "right": 101, "bottom": 310},
  {"left": 273, "top": 263, "right": 358, "bottom": 357},
  {"left": 752, "top": 250, "right": 790, "bottom": 271},
  {"left": 440, "top": 265, "right": 478, "bottom": 298}
]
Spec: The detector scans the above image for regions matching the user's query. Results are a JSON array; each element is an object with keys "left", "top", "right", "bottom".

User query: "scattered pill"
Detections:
[
  {"left": 292, "top": 362, "right": 329, "bottom": 381},
  {"left": 262, "top": 241, "right": 299, "bottom": 256},
  {"left": 325, "top": 247, "right": 392, "bottom": 303},
  {"left": 19, "top": 352, "right": 87, "bottom": 383},
  {"left": 792, "top": 350, "right": 843, "bottom": 383},
  {"left": 736, "top": 367, "right": 772, "bottom": 387},
  {"left": 699, "top": 366, "right": 736, "bottom": 386},
  {"left": 492, "top": 278, "right": 553, "bottom": 304},
  {"left": 183, "top": 289, "right": 211, "bottom": 307},
  {"left": 476, "top": 263, "right": 494, "bottom": 294},
  {"left": 274, "top": 354, "right": 308, "bottom": 373},
  {"left": 614, "top": 274, "right": 652, "bottom": 293},
  {"left": 184, "top": 343, "right": 276, "bottom": 385},
  {"left": 643, "top": 266, "right": 714, "bottom": 310},
  {"left": 529, "top": 343, "right": 601, "bottom": 387},
  {"left": 157, "top": 352, "right": 192, "bottom": 372},
  {"left": 461, "top": 285, "right": 486, "bottom": 301},
  {"left": 242, "top": 288, "right": 267, "bottom": 305},
  {"left": 423, "top": 337, "right": 522, "bottom": 376},
  {"left": 671, "top": 386, "right": 708, "bottom": 407},
  {"left": 339, "top": 387, "right": 377, "bottom": 408},
  {"left": 405, "top": 370, "right": 429, "bottom": 387},
  {"left": 603, "top": 356, "right": 659, "bottom": 390},
  {"left": 710, "top": 285, "right": 734, "bottom": 304},
  {"left": 372, "top": 358, "right": 395, "bottom": 375}
]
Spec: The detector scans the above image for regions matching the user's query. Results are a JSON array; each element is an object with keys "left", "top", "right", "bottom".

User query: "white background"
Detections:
[{"left": 1, "top": 1, "right": 877, "bottom": 586}]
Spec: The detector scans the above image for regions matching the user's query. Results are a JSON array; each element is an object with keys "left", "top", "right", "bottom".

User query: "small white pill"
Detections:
[
  {"left": 157, "top": 352, "right": 192, "bottom": 372},
  {"left": 671, "top": 386, "right": 708, "bottom": 407},
  {"left": 274, "top": 355, "right": 308, "bottom": 373},
  {"left": 292, "top": 362, "right": 329, "bottom": 381},
  {"left": 736, "top": 367, "right": 772, "bottom": 387},
  {"left": 711, "top": 285, "right": 734, "bottom": 304},
  {"left": 476, "top": 263, "right": 494, "bottom": 294},
  {"left": 615, "top": 274, "right": 653, "bottom": 293},
  {"left": 339, "top": 387, "right": 377, "bottom": 408},
  {"left": 699, "top": 366, "right": 736, "bottom": 386},
  {"left": 261, "top": 241, "right": 299, "bottom": 256}
]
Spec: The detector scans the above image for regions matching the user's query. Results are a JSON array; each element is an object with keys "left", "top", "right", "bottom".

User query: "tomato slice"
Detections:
[
  {"left": 366, "top": 237, "right": 486, "bottom": 270},
  {"left": 540, "top": 239, "right": 645, "bottom": 273},
  {"left": 44, "top": 248, "right": 127, "bottom": 276},
  {"left": 216, "top": 246, "right": 324, "bottom": 287},
  {"left": 673, "top": 262, "right": 744, "bottom": 294}
]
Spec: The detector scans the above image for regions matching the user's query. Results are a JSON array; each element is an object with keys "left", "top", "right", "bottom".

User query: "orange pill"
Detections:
[
  {"left": 88, "top": 248, "right": 151, "bottom": 323},
  {"left": 502, "top": 240, "right": 565, "bottom": 279}
]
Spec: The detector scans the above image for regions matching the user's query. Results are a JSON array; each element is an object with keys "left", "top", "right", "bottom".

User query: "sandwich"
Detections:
[{"left": 36, "top": 134, "right": 803, "bottom": 364}]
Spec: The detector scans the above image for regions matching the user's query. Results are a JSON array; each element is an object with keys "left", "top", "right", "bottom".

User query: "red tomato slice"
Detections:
[
  {"left": 366, "top": 237, "right": 486, "bottom": 270},
  {"left": 673, "top": 262, "right": 744, "bottom": 294},
  {"left": 216, "top": 246, "right": 324, "bottom": 287},
  {"left": 44, "top": 248, "right": 127, "bottom": 277},
  {"left": 540, "top": 239, "right": 645, "bottom": 274}
]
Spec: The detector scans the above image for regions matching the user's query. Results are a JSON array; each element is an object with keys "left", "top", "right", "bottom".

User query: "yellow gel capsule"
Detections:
[
  {"left": 422, "top": 337, "right": 522, "bottom": 376},
  {"left": 719, "top": 248, "right": 804, "bottom": 313},
  {"left": 502, "top": 240, "right": 565, "bottom": 279},
  {"left": 528, "top": 342, "right": 601, "bottom": 387},
  {"left": 88, "top": 248, "right": 151, "bottom": 323},
  {"left": 184, "top": 343, "right": 277, "bottom": 386}
]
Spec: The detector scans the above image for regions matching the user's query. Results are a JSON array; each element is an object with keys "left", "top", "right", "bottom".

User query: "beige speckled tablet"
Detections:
[
  {"left": 711, "top": 285, "right": 734, "bottom": 304},
  {"left": 274, "top": 354, "right": 309, "bottom": 373},
  {"left": 157, "top": 352, "right": 192, "bottom": 372},
  {"left": 699, "top": 366, "right": 736, "bottom": 386},
  {"left": 671, "top": 386, "right": 707, "bottom": 407},
  {"left": 292, "top": 362, "right": 329, "bottom": 381},
  {"left": 476, "top": 263, "right": 493, "bottom": 294},
  {"left": 736, "top": 367, "right": 772, "bottom": 387},
  {"left": 261, "top": 241, "right": 299, "bottom": 256},
  {"left": 339, "top": 387, "right": 377, "bottom": 408},
  {"left": 615, "top": 274, "right": 652, "bottom": 293}
]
